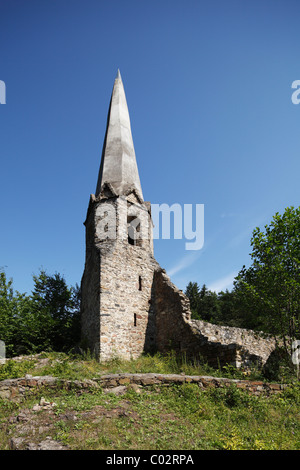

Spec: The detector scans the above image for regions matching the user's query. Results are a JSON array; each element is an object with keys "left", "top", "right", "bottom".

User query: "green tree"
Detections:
[
  {"left": 0, "top": 271, "right": 34, "bottom": 356},
  {"left": 198, "top": 284, "right": 220, "bottom": 322},
  {"left": 234, "top": 206, "right": 300, "bottom": 354},
  {"left": 217, "top": 289, "right": 241, "bottom": 327},
  {"left": 185, "top": 282, "right": 200, "bottom": 317},
  {"left": 0, "top": 271, "right": 16, "bottom": 355},
  {"left": 29, "top": 270, "right": 81, "bottom": 353},
  {"left": 185, "top": 282, "right": 221, "bottom": 322},
  {"left": 0, "top": 269, "right": 81, "bottom": 356}
]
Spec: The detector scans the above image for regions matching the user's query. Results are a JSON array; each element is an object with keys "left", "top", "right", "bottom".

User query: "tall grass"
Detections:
[{"left": 0, "top": 350, "right": 287, "bottom": 382}]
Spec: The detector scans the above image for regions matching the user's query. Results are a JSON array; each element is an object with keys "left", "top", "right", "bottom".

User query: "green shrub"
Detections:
[{"left": 0, "top": 359, "right": 34, "bottom": 380}]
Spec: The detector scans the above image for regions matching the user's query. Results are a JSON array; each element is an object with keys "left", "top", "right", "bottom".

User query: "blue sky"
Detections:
[{"left": 0, "top": 0, "right": 300, "bottom": 295}]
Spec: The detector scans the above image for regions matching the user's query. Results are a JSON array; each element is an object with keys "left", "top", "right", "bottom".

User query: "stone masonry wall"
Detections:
[
  {"left": 98, "top": 240, "right": 157, "bottom": 360},
  {"left": 0, "top": 373, "right": 286, "bottom": 402},
  {"left": 81, "top": 194, "right": 158, "bottom": 361},
  {"left": 152, "top": 268, "right": 277, "bottom": 369},
  {"left": 191, "top": 320, "right": 276, "bottom": 368},
  {"left": 80, "top": 224, "right": 101, "bottom": 357}
]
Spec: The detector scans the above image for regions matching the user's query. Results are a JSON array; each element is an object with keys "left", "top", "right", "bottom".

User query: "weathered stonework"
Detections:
[
  {"left": 151, "top": 268, "right": 277, "bottom": 369},
  {"left": 190, "top": 320, "right": 276, "bottom": 369},
  {"left": 0, "top": 373, "right": 287, "bottom": 402},
  {"left": 80, "top": 71, "right": 278, "bottom": 369},
  {"left": 81, "top": 192, "right": 158, "bottom": 361}
]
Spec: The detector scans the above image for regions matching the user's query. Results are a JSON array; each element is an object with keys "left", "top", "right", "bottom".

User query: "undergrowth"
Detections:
[
  {"left": 0, "top": 350, "right": 296, "bottom": 382},
  {"left": 0, "top": 352, "right": 299, "bottom": 450},
  {"left": 0, "top": 350, "right": 268, "bottom": 381}
]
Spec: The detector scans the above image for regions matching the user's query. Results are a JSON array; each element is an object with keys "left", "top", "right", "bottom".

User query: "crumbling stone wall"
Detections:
[
  {"left": 0, "top": 373, "right": 286, "bottom": 402},
  {"left": 152, "top": 268, "right": 276, "bottom": 369},
  {"left": 151, "top": 268, "right": 193, "bottom": 353},
  {"left": 191, "top": 320, "right": 276, "bottom": 368}
]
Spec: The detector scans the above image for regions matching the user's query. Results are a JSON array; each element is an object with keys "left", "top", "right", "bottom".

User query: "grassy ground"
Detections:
[
  {"left": 0, "top": 350, "right": 269, "bottom": 382},
  {"left": 0, "top": 352, "right": 299, "bottom": 450}
]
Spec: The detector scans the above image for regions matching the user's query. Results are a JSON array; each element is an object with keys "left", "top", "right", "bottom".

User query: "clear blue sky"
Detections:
[{"left": 1, "top": 0, "right": 300, "bottom": 295}]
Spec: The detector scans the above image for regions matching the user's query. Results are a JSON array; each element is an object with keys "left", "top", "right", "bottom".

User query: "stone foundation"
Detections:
[{"left": 0, "top": 373, "right": 286, "bottom": 402}]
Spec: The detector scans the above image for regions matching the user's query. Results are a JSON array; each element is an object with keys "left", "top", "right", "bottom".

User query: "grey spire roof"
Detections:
[{"left": 95, "top": 70, "right": 143, "bottom": 201}]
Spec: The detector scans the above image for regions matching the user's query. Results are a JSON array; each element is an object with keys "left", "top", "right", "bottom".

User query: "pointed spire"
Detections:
[{"left": 95, "top": 71, "right": 144, "bottom": 201}]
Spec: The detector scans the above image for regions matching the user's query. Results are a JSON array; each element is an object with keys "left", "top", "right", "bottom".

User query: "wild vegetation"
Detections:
[
  {"left": 0, "top": 270, "right": 81, "bottom": 357},
  {"left": 0, "top": 350, "right": 263, "bottom": 382},
  {"left": 0, "top": 352, "right": 299, "bottom": 450}
]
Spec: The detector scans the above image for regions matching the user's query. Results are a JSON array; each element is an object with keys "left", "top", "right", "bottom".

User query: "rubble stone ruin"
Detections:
[{"left": 80, "top": 70, "right": 276, "bottom": 369}]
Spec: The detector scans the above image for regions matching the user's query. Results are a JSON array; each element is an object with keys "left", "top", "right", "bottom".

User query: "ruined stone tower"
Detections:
[
  {"left": 80, "top": 70, "right": 159, "bottom": 360},
  {"left": 80, "top": 71, "right": 277, "bottom": 370}
]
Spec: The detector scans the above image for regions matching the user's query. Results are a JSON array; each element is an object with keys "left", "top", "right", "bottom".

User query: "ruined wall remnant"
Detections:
[
  {"left": 0, "top": 372, "right": 286, "bottom": 403},
  {"left": 190, "top": 320, "right": 276, "bottom": 368},
  {"left": 151, "top": 268, "right": 276, "bottom": 369}
]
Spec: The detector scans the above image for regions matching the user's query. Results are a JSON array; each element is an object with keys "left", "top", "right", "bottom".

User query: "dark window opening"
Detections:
[
  {"left": 127, "top": 215, "right": 141, "bottom": 246},
  {"left": 134, "top": 313, "right": 137, "bottom": 327},
  {"left": 138, "top": 276, "right": 142, "bottom": 291},
  {"left": 128, "top": 230, "right": 135, "bottom": 245}
]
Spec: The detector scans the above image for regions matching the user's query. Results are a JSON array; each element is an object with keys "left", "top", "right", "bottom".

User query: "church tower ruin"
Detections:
[
  {"left": 80, "top": 71, "right": 276, "bottom": 370},
  {"left": 80, "top": 70, "right": 159, "bottom": 360}
]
